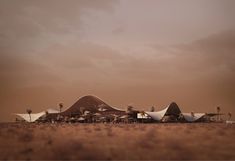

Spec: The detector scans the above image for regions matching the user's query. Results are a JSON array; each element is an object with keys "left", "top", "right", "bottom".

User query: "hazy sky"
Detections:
[{"left": 0, "top": 0, "right": 235, "bottom": 121}]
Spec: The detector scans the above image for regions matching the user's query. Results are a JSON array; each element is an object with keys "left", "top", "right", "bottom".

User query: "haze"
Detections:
[{"left": 0, "top": 0, "right": 235, "bottom": 121}]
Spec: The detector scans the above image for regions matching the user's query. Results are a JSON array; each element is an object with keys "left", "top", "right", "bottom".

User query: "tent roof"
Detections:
[
  {"left": 15, "top": 108, "right": 59, "bottom": 122},
  {"left": 145, "top": 102, "right": 181, "bottom": 121},
  {"left": 145, "top": 111, "right": 166, "bottom": 121},
  {"left": 182, "top": 113, "right": 205, "bottom": 122},
  {"left": 15, "top": 111, "right": 46, "bottom": 122},
  {"left": 46, "top": 108, "right": 59, "bottom": 114}
]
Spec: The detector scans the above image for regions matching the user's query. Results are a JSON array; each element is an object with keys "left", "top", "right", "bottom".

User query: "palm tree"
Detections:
[
  {"left": 59, "top": 103, "right": 63, "bottom": 114},
  {"left": 228, "top": 112, "right": 232, "bottom": 121},
  {"left": 191, "top": 111, "right": 195, "bottom": 117},
  {"left": 127, "top": 105, "right": 133, "bottom": 113},
  {"left": 45, "top": 110, "right": 49, "bottom": 122},
  {"left": 26, "top": 109, "right": 32, "bottom": 122},
  {"left": 80, "top": 106, "right": 85, "bottom": 115},
  {"left": 126, "top": 106, "right": 134, "bottom": 123},
  {"left": 217, "top": 106, "right": 221, "bottom": 121},
  {"left": 150, "top": 106, "right": 155, "bottom": 112},
  {"left": 140, "top": 111, "right": 145, "bottom": 123}
]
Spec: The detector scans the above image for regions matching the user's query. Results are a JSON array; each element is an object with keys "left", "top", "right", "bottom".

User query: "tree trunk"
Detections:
[{"left": 29, "top": 114, "right": 31, "bottom": 122}]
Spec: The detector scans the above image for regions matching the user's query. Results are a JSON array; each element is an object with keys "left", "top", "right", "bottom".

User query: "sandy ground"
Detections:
[{"left": 0, "top": 123, "right": 234, "bottom": 160}]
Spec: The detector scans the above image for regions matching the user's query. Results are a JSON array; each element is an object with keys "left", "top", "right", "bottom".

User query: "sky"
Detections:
[{"left": 0, "top": 0, "right": 235, "bottom": 121}]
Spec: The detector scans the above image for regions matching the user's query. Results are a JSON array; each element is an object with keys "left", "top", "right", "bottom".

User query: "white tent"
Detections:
[
  {"left": 145, "top": 102, "right": 208, "bottom": 122},
  {"left": 15, "top": 111, "right": 46, "bottom": 122},
  {"left": 145, "top": 108, "right": 168, "bottom": 121},
  {"left": 145, "top": 102, "right": 181, "bottom": 121},
  {"left": 15, "top": 108, "right": 59, "bottom": 122},
  {"left": 46, "top": 108, "right": 59, "bottom": 114},
  {"left": 182, "top": 113, "right": 205, "bottom": 122}
]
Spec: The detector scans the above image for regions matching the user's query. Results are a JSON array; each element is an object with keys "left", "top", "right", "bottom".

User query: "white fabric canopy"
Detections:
[
  {"left": 15, "top": 108, "right": 59, "bottom": 122},
  {"left": 145, "top": 108, "right": 167, "bottom": 121},
  {"left": 182, "top": 113, "right": 205, "bottom": 122},
  {"left": 145, "top": 103, "right": 206, "bottom": 122},
  {"left": 16, "top": 111, "right": 46, "bottom": 122},
  {"left": 46, "top": 108, "right": 59, "bottom": 113},
  {"left": 145, "top": 102, "right": 181, "bottom": 121}
]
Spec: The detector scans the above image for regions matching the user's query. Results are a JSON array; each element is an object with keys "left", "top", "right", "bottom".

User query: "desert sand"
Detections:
[{"left": 0, "top": 123, "right": 234, "bottom": 160}]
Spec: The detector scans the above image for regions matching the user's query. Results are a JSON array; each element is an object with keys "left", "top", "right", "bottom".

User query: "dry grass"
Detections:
[{"left": 0, "top": 123, "right": 234, "bottom": 160}]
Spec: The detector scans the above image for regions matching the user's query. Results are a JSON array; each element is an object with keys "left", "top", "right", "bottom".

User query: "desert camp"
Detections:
[{"left": 15, "top": 95, "right": 228, "bottom": 124}]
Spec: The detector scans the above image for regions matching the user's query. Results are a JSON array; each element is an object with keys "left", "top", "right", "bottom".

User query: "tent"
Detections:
[
  {"left": 182, "top": 113, "right": 206, "bottom": 122},
  {"left": 15, "top": 111, "right": 46, "bottom": 122},
  {"left": 145, "top": 102, "right": 181, "bottom": 121},
  {"left": 145, "top": 103, "right": 209, "bottom": 122},
  {"left": 15, "top": 108, "right": 59, "bottom": 122}
]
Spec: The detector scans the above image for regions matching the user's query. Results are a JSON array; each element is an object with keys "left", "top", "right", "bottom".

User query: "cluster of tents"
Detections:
[
  {"left": 137, "top": 102, "right": 219, "bottom": 123},
  {"left": 14, "top": 95, "right": 226, "bottom": 123}
]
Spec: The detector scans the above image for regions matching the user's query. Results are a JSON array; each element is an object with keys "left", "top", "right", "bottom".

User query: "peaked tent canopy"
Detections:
[
  {"left": 61, "top": 95, "right": 125, "bottom": 116},
  {"left": 145, "top": 102, "right": 181, "bottom": 121},
  {"left": 15, "top": 108, "right": 59, "bottom": 122},
  {"left": 15, "top": 111, "right": 46, "bottom": 122},
  {"left": 182, "top": 113, "right": 206, "bottom": 122}
]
